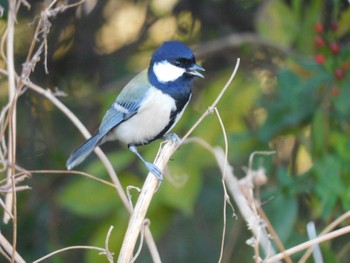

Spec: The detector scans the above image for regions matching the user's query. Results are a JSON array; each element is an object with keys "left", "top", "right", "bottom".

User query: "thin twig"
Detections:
[
  {"left": 255, "top": 201, "right": 292, "bottom": 263},
  {"left": 0, "top": 198, "right": 13, "bottom": 220},
  {"left": 214, "top": 107, "right": 233, "bottom": 263},
  {"left": 0, "top": 233, "right": 25, "bottom": 263},
  {"left": 117, "top": 139, "right": 180, "bottom": 263},
  {"left": 131, "top": 219, "right": 149, "bottom": 263},
  {"left": 33, "top": 245, "right": 108, "bottom": 263},
  {"left": 4, "top": 3, "right": 19, "bottom": 263},
  {"left": 127, "top": 186, "right": 142, "bottom": 209},
  {"left": 13, "top": 169, "right": 116, "bottom": 188},
  {"left": 306, "top": 222, "right": 323, "bottom": 262},
  {"left": 103, "top": 226, "right": 115, "bottom": 263},
  {"left": 144, "top": 224, "right": 162, "bottom": 263},
  {"left": 298, "top": 211, "right": 350, "bottom": 263},
  {"left": 180, "top": 58, "right": 240, "bottom": 145},
  {"left": 265, "top": 226, "right": 350, "bottom": 263},
  {"left": 186, "top": 137, "right": 276, "bottom": 259}
]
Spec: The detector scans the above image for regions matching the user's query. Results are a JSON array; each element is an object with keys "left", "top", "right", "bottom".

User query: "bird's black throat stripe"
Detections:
[{"left": 155, "top": 90, "right": 191, "bottom": 142}]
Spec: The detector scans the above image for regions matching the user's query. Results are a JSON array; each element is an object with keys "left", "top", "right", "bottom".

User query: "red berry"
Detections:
[
  {"left": 334, "top": 68, "right": 345, "bottom": 79},
  {"left": 329, "top": 43, "right": 341, "bottom": 54},
  {"left": 314, "top": 22, "right": 324, "bottom": 33},
  {"left": 331, "top": 87, "right": 340, "bottom": 96},
  {"left": 314, "top": 54, "right": 326, "bottom": 64},
  {"left": 314, "top": 36, "right": 325, "bottom": 48},
  {"left": 330, "top": 22, "right": 338, "bottom": 31}
]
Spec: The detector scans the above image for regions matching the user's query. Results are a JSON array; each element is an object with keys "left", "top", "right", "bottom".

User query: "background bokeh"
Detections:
[{"left": 1, "top": 0, "right": 350, "bottom": 262}]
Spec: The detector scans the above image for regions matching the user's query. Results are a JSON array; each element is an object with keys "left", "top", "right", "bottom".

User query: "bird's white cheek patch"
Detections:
[{"left": 153, "top": 61, "right": 186, "bottom": 83}]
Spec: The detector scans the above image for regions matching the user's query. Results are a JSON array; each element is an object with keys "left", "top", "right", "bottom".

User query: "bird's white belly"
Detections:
[{"left": 112, "top": 87, "right": 176, "bottom": 145}]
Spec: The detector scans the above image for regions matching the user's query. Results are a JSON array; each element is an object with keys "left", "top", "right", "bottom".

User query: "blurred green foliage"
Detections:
[{"left": 1, "top": 0, "right": 350, "bottom": 262}]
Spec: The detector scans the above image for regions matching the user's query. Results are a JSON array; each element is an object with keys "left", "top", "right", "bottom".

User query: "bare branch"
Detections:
[
  {"left": 0, "top": 233, "right": 25, "bottom": 263},
  {"left": 117, "top": 139, "right": 180, "bottom": 262},
  {"left": 298, "top": 211, "right": 350, "bottom": 263},
  {"left": 265, "top": 226, "right": 350, "bottom": 263},
  {"left": 213, "top": 107, "right": 234, "bottom": 263},
  {"left": 180, "top": 59, "right": 240, "bottom": 144},
  {"left": 102, "top": 226, "right": 115, "bottom": 263},
  {"left": 144, "top": 223, "right": 162, "bottom": 263},
  {"left": 185, "top": 137, "right": 276, "bottom": 259},
  {"left": 33, "top": 245, "right": 107, "bottom": 263}
]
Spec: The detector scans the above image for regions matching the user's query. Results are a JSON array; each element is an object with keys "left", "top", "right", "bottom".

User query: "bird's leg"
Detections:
[
  {"left": 163, "top": 133, "right": 181, "bottom": 144},
  {"left": 128, "top": 145, "right": 163, "bottom": 180}
]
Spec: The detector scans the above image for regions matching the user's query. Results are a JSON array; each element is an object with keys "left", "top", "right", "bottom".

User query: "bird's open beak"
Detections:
[{"left": 187, "top": 63, "right": 205, "bottom": 78}]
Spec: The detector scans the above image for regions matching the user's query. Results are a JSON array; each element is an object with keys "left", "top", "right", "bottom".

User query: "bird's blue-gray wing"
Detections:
[
  {"left": 67, "top": 70, "right": 151, "bottom": 170},
  {"left": 98, "top": 70, "right": 151, "bottom": 133}
]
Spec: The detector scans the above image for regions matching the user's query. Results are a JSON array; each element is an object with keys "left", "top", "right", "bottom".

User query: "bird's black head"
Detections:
[{"left": 148, "top": 41, "right": 204, "bottom": 88}]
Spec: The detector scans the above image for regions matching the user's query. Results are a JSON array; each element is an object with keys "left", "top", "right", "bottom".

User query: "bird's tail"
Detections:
[{"left": 66, "top": 133, "right": 104, "bottom": 170}]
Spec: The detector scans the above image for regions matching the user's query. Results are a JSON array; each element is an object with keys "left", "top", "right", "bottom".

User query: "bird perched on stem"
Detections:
[{"left": 66, "top": 41, "right": 204, "bottom": 180}]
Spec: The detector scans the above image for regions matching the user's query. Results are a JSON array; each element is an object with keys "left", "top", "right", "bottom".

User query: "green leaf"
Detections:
[
  {"left": 314, "top": 155, "right": 344, "bottom": 194},
  {"left": 293, "top": 0, "right": 323, "bottom": 53},
  {"left": 259, "top": 66, "right": 331, "bottom": 141},
  {"left": 332, "top": 77, "right": 350, "bottom": 119},
  {"left": 329, "top": 132, "right": 350, "bottom": 161},
  {"left": 157, "top": 155, "right": 202, "bottom": 215},
  {"left": 263, "top": 191, "right": 298, "bottom": 243},
  {"left": 341, "top": 185, "right": 350, "bottom": 211},
  {"left": 337, "top": 7, "right": 350, "bottom": 38},
  {"left": 57, "top": 177, "right": 122, "bottom": 217},
  {"left": 195, "top": 69, "right": 260, "bottom": 143},
  {"left": 313, "top": 155, "right": 345, "bottom": 218},
  {"left": 311, "top": 107, "right": 329, "bottom": 157},
  {"left": 256, "top": 0, "right": 298, "bottom": 47}
]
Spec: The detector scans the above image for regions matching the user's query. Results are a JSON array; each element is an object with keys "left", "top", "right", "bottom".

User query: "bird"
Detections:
[{"left": 66, "top": 41, "right": 204, "bottom": 180}]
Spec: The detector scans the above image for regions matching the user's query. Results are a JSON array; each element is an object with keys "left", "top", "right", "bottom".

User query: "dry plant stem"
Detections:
[
  {"left": 298, "top": 211, "right": 350, "bottom": 263},
  {"left": 0, "top": 198, "right": 13, "bottom": 219},
  {"left": 32, "top": 226, "right": 115, "bottom": 263},
  {"left": 13, "top": 169, "right": 116, "bottom": 188},
  {"left": 265, "top": 225, "right": 350, "bottom": 263},
  {"left": 255, "top": 202, "right": 292, "bottom": 263},
  {"left": 4, "top": 2, "right": 20, "bottom": 263},
  {"left": 180, "top": 58, "right": 240, "bottom": 145},
  {"left": 214, "top": 108, "right": 231, "bottom": 263},
  {"left": 214, "top": 148, "right": 276, "bottom": 258},
  {"left": 131, "top": 220, "right": 148, "bottom": 263},
  {"left": 144, "top": 226, "right": 161, "bottom": 263},
  {"left": 32, "top": 246, "right": 107, "bottom": 263},
  {"left": 0, "top": 233, "right": 25, "bottom": 263},
  {"left": 104, "top": 226, "right": 115, "bottom": 263},
  {"left": 186, "top": 138, "right": 276, "bottom": 259},
  {"left": 4, "top": 0, "right": 17, "bottom": 227},
  {"left": 117, "top": 140, "right": 179, "bottom": 263}
]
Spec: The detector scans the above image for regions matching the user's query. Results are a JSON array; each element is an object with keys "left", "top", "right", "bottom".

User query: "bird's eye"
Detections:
[{"left": 173, "top": 60, "right": 182, "bottom": 66}]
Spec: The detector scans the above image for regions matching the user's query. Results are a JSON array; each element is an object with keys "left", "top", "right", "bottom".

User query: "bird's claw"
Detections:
[
  {"left": 163, "top": 133, "right": 181, "bottom": 144},
  {"left": 145, "top": 162, "right": 163, "bottom": 180}
]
